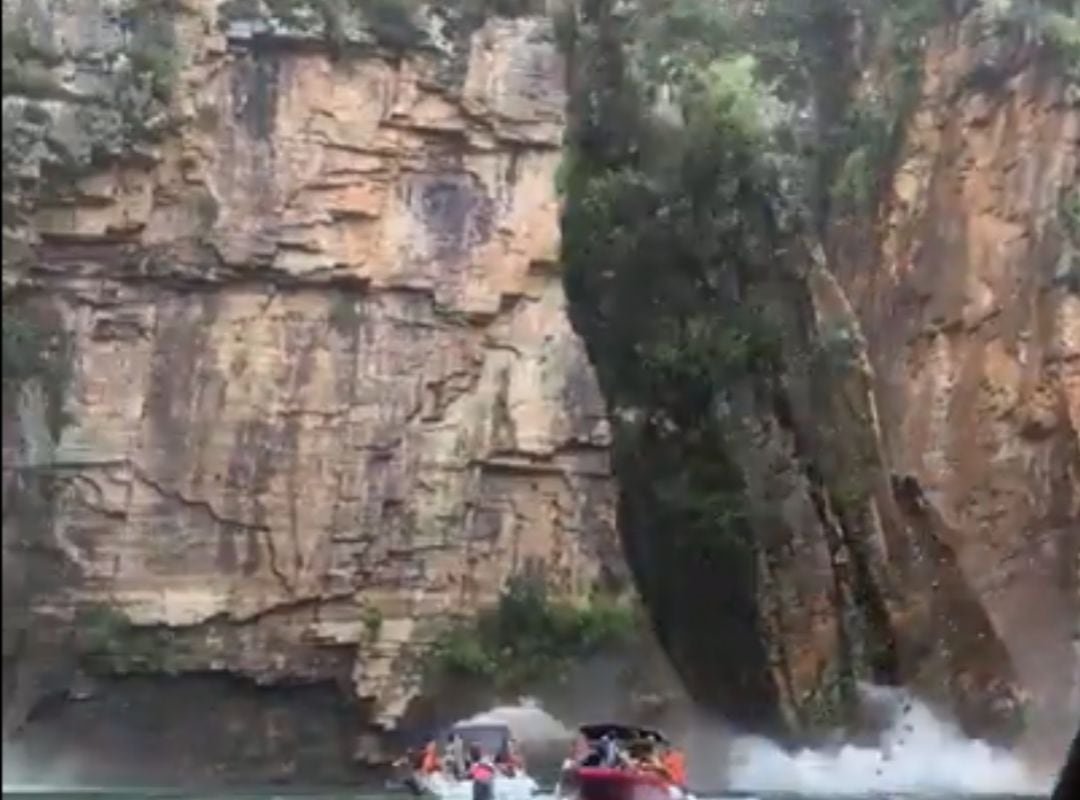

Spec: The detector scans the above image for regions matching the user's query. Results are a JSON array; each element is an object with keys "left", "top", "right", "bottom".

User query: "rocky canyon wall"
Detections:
[
  {"left": 829, "top": 11, "right": 1080, "bottom": 765},
  {"left": 2, "top": 0, "right": 651, "bottom": 782},
  {"left": 2, "top": 0, "right": 1078, "bottom": 785},
  {"left": 558, "top": 0, "right": 1078, "bottom": 770}
]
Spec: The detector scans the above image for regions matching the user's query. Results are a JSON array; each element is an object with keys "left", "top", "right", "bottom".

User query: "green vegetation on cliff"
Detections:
[
  {"left": 1, "top": 0, "right": 181, "bottom": 230},
  {"left": 557, "top": 0, "right": 963, "bottom": 737},
  {"left": 561, "top": 0, "right": 792, "bottom": 736},
  {"left": 559, "top": 0, "right": 1072, "bottom": 742},
  {"left": 219, "top": 0, "right": 547, "bottom": 60},
  {"left": 1, "top": 308, "right": 73, "bottom": 440},
  {"left": 428, "top": 576, "right": 635, "bottom": 694},
  {"left": 76, "top": 605, "right": 192, "bottom": 674}
]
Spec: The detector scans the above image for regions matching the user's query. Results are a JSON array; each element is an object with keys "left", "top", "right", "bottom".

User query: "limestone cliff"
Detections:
[
  {"left": 2, "top": 0, "right": 1078, "bottom": 786},
  {"left": 829, "top": 11, "right": 1080, "bottom": 765},
  {"left": 557, "top": 0, "right": 1077, "bottom": 769},
  {"left": 2, "top": 0, "right": 636, "bottom": 782}
]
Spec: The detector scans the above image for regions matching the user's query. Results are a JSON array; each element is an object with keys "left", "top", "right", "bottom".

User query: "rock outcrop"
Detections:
[
  {"left": 558, "top": 0, "right": 1077, "bottom": 767},
  {"left": 829, "top": 14, "right": 1080, "bottom": 766},
  {"left": 2, "top": 0, "right": 1078, "bottom": 785},
  {"left": 2, "top": 0, "right": 628, "bottom": 779}
]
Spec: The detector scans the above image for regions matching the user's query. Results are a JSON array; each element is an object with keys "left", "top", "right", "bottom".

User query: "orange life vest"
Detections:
[
  {"left": 420, "top": 743, "right": 440, "bottom": 773},
  {"left": 662, "top": 750, "right": 686, "bottom": 786}
]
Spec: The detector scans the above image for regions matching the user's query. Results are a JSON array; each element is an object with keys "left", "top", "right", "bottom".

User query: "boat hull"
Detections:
[
  {"left": 557, "top": 767, "right": 688, "bottom": 800},
  {"left": 414, "top": 772, "right": 539, "bottom": 800}
]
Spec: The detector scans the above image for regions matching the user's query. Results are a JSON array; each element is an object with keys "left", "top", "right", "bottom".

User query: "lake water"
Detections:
[
  {"left": 3, "top": 688, "right": 1060, "bottom": 800},
  {"left": 0, "top": 792, "right": 1053, "bottom": 800}
]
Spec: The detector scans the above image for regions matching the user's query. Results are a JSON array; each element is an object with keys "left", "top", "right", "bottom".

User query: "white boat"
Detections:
[
  {"left": 407, "top": 721, "right": 541, "bottom": 800},
  {"left": 416, "top": 770, "right": 540, "bottom": 800}
]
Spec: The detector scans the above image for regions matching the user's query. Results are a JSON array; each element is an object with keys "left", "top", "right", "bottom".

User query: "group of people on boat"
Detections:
[
  {"left": 409, "top": 731, "right": 526, "bottom": 781},
  {"left": 571, "top": 730, "right": 686, "bottom": 789}
]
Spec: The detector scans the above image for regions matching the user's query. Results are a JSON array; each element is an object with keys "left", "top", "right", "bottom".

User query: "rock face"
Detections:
[
  {"left": 2, "top": 0, "right": 628, "bottom": 780},
  {"left": 2, "top": 0, "right": 1078, "bottom": 785},
  {"left": 827, "top": 15, "right": 1080, "bottom": 766},
  {"left": 558, "top": 0, "right": 1076, "bottom": 768}
]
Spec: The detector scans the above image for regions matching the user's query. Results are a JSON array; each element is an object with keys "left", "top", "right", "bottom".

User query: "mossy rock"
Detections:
[
  {"left": 2, "top": 306, "right": 74, "bottom": 440},
  {"left": 75, "top": 604, "right": 193, "bottom": 675}
]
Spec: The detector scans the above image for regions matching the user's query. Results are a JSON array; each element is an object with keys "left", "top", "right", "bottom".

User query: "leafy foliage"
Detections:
[
  {"left": 328, "top": 293, "right": 363, "bottom": 335},
  {"left": 428, "top": 576, "right": 635, "bottom": 692},
  {"left": 75, "top": 605, "right": 188, "bottom": 674},
  {"left": 1057, "top": 185, "right": 1080, "bottom": 293},
  {"left": 221, "top": 0, "right": 550, "bottom": 58},
  {"left": 559, "top": 0, "right": 811, "bottom": 732},
  {"left": 1062, "top": 185, "right": 1080, "bottom": 244},
  {"left": 1038, "top": 6, "right": 1080, "bottom": 81},
  {"left": 361, "top": 604, "right": 384, "bottom": 640},
  {"left": 122, "top": 0, "right": 182, "bottom": 103},
  {"left": 2, "top": 309, "right": 73, "bottom": 438},
  {"left": 557, "top": 0, "right": 952, "bottom": 733}
]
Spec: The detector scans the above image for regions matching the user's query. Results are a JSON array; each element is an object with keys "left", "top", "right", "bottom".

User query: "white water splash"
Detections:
[
  {"left": 726, "top": 686, "right": 1051, "bottom": 795},
  {"left": 456, "top": 698, "right": 574, "bottom": 744}
]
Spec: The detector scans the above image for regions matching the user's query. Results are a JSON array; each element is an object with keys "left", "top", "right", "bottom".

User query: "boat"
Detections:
[
  {"left": 555, "top": 723, "right": 693, "bottom": 800},
  {"left": 406, "top": 721, "right": 540, "bottom": 800}
]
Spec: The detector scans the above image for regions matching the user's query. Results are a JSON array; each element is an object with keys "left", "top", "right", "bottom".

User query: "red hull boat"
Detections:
[
  {"left": 559, "top": 765, "right": 677, "bottom": 800},
  {"left": 556, "top": 724, "right": 689, "bottom": 800}
]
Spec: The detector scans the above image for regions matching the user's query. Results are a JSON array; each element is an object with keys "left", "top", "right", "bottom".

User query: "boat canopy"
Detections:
[
  {"left": 577, "top": 723, "right": 669, "bottom": 744},
  {"left": 444, "top": 722, "right": 512, "bottom": 754}
]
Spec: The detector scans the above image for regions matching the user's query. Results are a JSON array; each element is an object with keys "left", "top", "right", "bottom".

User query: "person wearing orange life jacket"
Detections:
[
  {"left": 660, "top": 746, "right": 686, "bottom": 789},
  {"left": 420, "top": 740, "right": 440, "bottom": 774}
]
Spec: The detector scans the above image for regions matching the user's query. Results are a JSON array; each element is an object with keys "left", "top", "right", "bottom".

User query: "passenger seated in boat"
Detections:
[
  {"left": 469, "top": 745, "right": 497, "bottom": 800},
  {"left": 572, "top": 734, "right": 589, "bottom": 762},
  {"left": 579, "top": 732, "right": 627, "bottom": 769},
  {"left": 445, "top": 732, "right": 466, "bottom": 779},
  {"left": 580, "top": 742, "right": 604, "bottom": 768},
  {"left": 637, "top": 749, "right": 665, "bottom": 776},
  {"left": 661, "top": 745, "right": 686, "bottom": 788},
  {"left": 392, "top": 747, "right": 423, "bottom": 794},
  {"left": 495, "top": 736, "right": 524, "bottom": 777},
  {"left": 420, "top": 740, "right": 441, "bottom": 774},
  {"left": 601, "top": 733, "right": 621, "bottom": 768},
  {"left": 628, "top": 737, "right": 664, "bottom": 777}
]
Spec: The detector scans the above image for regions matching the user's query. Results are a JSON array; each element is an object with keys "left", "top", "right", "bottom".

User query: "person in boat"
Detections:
[
  {"left": 632, "top": 736, "right": 669, "bottom": 778},
  {"left": 392, "top": 747, "right": 426, "bottom": 795},
  {"left": 420, "top": 739, "right": 441, "bottom": 774},
  {"left": 468, "top": 744, "right": 497, "bottom": 800},
  {"left": 445, "top": 732, "right": 467, "bottom": 779},
  {"left": 572, "top": 733, "right": 589, "bottom": 762},
  {"left": 600, "top": 732, "right": 621, "bottom": 768},
  {"left": 579, "top": 737, "right": 602, "bottom": 768},
  {"left": 495, "top": 735, "right": 524, "bottom": 777},
  {"left": 660, "top": 744, "right": 686, "bottom": 789},
  {"left": 510, "top": 736, "right": 525, "bottom": 771},
  {"left": 584, "top": 735, "right": 608, "bottom": 767}
]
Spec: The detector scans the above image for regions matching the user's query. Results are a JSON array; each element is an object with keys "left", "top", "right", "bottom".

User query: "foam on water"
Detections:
[
  {"left": 726, "top": 686, "right": 1050, "bottom": 796},
  {"left": 3, "top": 691, "right": 1059, "bottom": 797}
]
